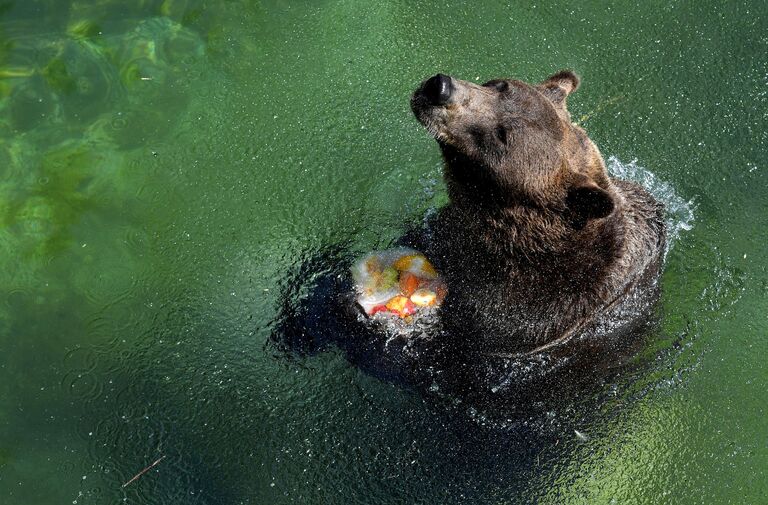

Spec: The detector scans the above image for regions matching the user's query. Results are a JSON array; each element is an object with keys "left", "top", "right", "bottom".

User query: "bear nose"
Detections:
[{"left": 422, "top": 73, "right": 454, "bottom": 105}]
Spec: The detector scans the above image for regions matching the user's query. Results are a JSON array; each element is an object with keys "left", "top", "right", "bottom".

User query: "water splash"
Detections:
[{"left": 607, "top": 156, "right": 695, "bottom": 255}]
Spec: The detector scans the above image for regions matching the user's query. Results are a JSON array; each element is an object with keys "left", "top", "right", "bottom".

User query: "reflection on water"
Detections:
[
  {"left": 1, "top": 0, "right": 766, "bottom": 504},
  {"left": 0, "top": 14, "right": 204, "bottom": 269}
]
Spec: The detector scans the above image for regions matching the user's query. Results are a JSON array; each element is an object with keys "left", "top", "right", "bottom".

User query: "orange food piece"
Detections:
[{"left": 399, "top": 272, "right": 421, "bottom": 296}]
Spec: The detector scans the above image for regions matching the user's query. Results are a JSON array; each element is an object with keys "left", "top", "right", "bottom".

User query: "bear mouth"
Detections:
[{"left": 410, "top": 93, "right": 452, "bottom": 143}]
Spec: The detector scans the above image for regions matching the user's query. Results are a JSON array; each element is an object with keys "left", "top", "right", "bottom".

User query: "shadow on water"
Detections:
[
  {"left": 266, "top": 156, "right": 699, "bottom": 498},
  {"left": 63, "top": 275, "right": 646, "bottom": 505},
  {"left": 268, "top": 236, "right": 670, "bottom": 481},
  {"left": 63, "top": 160, "right": 697, "bottom": 503},
  {"left": 49, "top": 159, "right": 696, "bottom": 504}
]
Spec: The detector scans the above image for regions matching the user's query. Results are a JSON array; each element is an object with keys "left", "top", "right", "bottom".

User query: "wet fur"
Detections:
[{"left": 410, "top": 71, "right": 666, "bottom": 353}]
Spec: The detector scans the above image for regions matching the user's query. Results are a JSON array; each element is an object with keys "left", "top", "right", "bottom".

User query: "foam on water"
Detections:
[{"left": 607, "top": 156, "right": 695, "bottom": 255}]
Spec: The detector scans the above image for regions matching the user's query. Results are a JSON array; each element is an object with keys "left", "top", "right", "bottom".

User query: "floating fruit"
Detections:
[
  {"left": 385, "top": 296, "right": 416, "bottom": 317},
  {"left": 393, "top": 253, "right": 438, "bottom": 279},
  {"left": 369, "top": 304, "right": 389, "bottom": 315},
  {"left": 357, "top": 288, "right": 400, "bottom": 315},
  {"left": 392, "top": 254, "right": 418, "bottom": 271},
  {"left": 399, "top": 271, "right": 421, "bottom": 297},
  {"left": 410, "top": 288, "right": 437, "bottom": 307},
  {"left": 400, "top": 300, "right": 417, "bottom": 316},
  {"left": 353, "top": 248, "right": 446, "bottom": 319},
  {"left": 377, "top": 266, "right": 399, "bottom": 291},
  {"left": 385, "top": 295, "right": 408, "bottom": 312}
]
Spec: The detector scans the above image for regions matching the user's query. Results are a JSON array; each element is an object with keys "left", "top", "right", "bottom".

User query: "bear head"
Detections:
[{"left": 411, "top": 71, "right": 614, "bottom": 228}]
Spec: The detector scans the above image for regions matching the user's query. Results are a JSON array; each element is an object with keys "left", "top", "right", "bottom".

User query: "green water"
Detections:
[{"left": 0, "top": 0, "right": 766, "bottom": 503}]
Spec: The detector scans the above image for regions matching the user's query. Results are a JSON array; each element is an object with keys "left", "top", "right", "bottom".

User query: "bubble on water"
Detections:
[{"left": 607, "top": 156, "right": 695, "bottom": 256}]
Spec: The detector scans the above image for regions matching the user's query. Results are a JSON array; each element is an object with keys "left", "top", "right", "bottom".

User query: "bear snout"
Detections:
[
  {"left": 411, "top": 74, "right": 457, "bottom": 139},
  {"left": 421, "top": 73, "right": 454, "bottom": 105},
  {"left": 411, "top": 74, "right": 499, "bottom": 146},
  {"left": 411, "top": 74, "right": 456, "bottom": 119}
]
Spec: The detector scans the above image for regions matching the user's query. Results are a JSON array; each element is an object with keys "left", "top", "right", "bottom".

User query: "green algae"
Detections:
[
  {"left": 1, "top": 142, "right": 98, "bottom": 258},
  {"left": 41, "top": 57, "right": 77, "bottom": 94},
  {"left": 0, "top": 12, "right": 205, "bottom": 263},
  {"left": 66, "top": 19, "right": 102, "bottom": 40}
]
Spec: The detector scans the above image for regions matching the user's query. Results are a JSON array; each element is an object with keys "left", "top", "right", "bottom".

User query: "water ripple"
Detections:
[{"left": 607, "top": 156, "right": 695, "bottom": 255}]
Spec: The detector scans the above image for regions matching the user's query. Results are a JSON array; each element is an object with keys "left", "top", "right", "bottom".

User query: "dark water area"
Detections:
[{"left": 0, "top": 1, "right": 766, "bottom": 503}]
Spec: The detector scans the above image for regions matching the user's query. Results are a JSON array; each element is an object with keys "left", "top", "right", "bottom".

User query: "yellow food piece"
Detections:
[
  {"left": 410, "top": 289, "right": 437, "bottom": 307},
  {"left": 393, "top": 254, "right": 438, "bottom": 279},
  {"left": 385, "top": 295, "right": 410, "bottom": 313},
  {"left": 392, "top": 254, "right": 418, "bottom": 271},
  {"left": 419, "top": 259, "right": 438, "bottom": 278}
]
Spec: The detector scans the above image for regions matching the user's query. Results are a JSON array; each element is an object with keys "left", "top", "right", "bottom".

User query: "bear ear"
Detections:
[
  {"left": 566, "top": 174, "right": 614, "bottom": 226},
  {"left": 539, "top": 70, "right": 580, "bottom": 105}
]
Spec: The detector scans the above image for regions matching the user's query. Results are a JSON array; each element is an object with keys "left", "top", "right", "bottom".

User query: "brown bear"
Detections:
[
  {"left": 273, "top": 71, "right": 668, "bottom": 416},
  {"left": 409, "top": 71, "right": 666, "bottom": 357}
]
